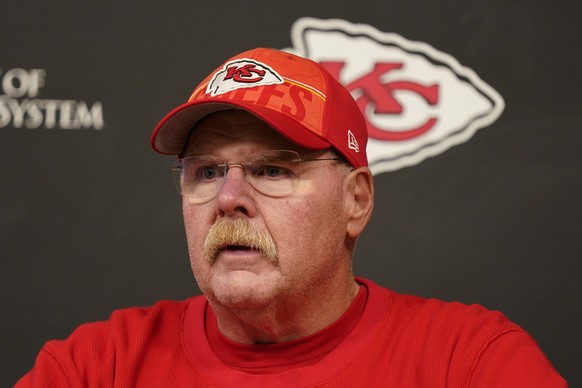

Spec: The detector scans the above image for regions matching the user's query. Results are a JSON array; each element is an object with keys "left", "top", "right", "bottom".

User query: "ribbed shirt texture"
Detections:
[{"left": 16, "top": 278, "right": 567, "bottom": 387}]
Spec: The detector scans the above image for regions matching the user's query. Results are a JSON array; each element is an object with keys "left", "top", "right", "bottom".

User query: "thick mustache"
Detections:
[{"left": 204, "top": 218, "right": 278, "bottom": 263}]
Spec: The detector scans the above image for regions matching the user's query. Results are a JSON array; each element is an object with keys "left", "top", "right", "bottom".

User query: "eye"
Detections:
[
  {"left": 253, "top": 162, "right": 293, "bottom": 179},
  {"left": 197, "top": 165, "right": 222, "bottom": 180},
  {"left": 263, "top": 165, "right": 285, "bottom": 177}
]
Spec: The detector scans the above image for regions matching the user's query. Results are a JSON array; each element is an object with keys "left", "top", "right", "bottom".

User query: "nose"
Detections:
[{"left": 215, "top": 165, "right": 256, "bottom": 218}]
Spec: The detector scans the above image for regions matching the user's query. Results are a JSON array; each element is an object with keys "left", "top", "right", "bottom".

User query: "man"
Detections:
[{"left": 17, "top": 48, "right": 567, "bottom": 387}]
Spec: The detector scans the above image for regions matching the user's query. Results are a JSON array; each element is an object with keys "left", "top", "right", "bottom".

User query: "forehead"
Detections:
[{"left": 183, "top": 110, "right": 313, "bottom": 156}]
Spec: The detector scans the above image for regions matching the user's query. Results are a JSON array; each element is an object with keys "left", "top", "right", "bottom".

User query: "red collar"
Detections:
[{"left": 205, "top": 283, "right": 368, "bottom": 374}]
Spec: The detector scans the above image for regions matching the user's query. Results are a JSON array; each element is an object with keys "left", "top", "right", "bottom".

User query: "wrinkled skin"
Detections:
[{"left": 181, "top": 110, "right": 374, "bottom": 343}]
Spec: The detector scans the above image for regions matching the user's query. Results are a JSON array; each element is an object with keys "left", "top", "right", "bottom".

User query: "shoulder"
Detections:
[
  {"left": 59, "top": 298, "right": 194, "bottom": 341},
  {"left": 43, "top": 297, "right": 198, "bottom": 356},
  {"left": 359, "top": 278, "right": 567, "bottom": 387},
  {"left": 105, "top": 298, "right": 193, "bottom": 331},
  {"left": 16, "top": 296, "right": 205, "bottom": 387},
  {"left": 362, "top": 277, "right": 518, "bottom": 333},
  {"left": 361, "top": 277, "right": 514, "bottom": 333}
]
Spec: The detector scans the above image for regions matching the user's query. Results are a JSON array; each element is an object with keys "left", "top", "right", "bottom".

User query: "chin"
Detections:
[{"left": 210, "top": 271, "right": 281, "bottom": 309}]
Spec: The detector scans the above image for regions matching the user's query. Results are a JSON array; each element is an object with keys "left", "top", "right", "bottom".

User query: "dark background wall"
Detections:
[{"left": 1, "top": 1, "right": 580, "bottom": 386}]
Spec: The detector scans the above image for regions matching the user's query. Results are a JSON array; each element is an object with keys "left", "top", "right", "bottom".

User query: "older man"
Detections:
[{"left": 17, "top": 48, "right": 566, "bottom": 387}]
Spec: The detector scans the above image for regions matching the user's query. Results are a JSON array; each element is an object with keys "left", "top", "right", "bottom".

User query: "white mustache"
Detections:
[{"left": 204, "top": 218, "right": 278, "bottom": 263}]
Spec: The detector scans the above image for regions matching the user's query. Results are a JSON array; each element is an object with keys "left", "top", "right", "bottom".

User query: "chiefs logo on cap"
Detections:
[{"left": 207, "top": 59, "right": 284, "bottom": 97}]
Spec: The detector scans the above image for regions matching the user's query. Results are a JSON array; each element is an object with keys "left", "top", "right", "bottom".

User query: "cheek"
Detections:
[
  {"left": 183, "top": 204, "right": 202, "bottom": 244},
  {"left": 267, "top": 189, "right": 346, "bottom": 257},
  {"left": 283, "top": 177, "right": 344, "bottom": 219},
  {"left": 182, "top": 203, "right": 213, "bottom": 268}
]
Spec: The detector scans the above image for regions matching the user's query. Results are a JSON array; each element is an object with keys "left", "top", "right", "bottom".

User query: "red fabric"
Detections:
[
  {"left": 16, "top": 278, "right": 567, "bottom": 387},
  {"left": 203, "top": 282, "right": 368, "bottom": 374}
]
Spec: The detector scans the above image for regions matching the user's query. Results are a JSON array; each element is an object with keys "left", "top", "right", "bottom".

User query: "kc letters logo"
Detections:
[
  {"left": 286, "top": 18, "right": 504, "bottom": 175},
  {"left": 208, "top": 60, "right": 284, "bottom": 96}
]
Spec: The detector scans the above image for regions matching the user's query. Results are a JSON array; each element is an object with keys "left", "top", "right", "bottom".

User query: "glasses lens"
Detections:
[
  {"left": 173, "top": 156, "right": 225, "bottom": 200},
  {"left": 172, "top": 151, "right": 302, "bottom": 200},
  {"left": 245, "top": 150, "right": 301, "bottom": 197}
]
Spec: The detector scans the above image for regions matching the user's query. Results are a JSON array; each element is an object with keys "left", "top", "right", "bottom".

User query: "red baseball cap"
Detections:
[{"left": 150, "top": 47, "right": 368, "bottom": 168}]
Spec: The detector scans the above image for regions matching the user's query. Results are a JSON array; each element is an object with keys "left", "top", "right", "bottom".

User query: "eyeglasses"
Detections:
[{"left": 171, "top": 150, "right": 342, "bottom": 203}]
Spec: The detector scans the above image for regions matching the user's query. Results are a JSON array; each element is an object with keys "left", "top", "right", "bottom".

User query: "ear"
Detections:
[{"left": 344, "top": 167, "right": 374, "bottom": 239}]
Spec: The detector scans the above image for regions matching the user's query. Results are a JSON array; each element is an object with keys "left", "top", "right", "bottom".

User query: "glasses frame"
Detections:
[{"left": 171, "top": 150, "right": 344, "bottom": 202}]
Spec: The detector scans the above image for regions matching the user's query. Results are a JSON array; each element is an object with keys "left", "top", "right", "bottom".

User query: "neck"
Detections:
[{"left": 209, "top": 276, "right": 360, "bottom": 344}]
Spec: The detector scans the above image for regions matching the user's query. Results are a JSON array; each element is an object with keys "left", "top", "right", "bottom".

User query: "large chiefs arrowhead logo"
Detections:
[{"left": 285, "top": 18, "right": 505, "bottom": 175}]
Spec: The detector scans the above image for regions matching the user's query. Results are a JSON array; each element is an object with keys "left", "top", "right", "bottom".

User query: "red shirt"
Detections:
[{"left": 16, "top": 278, "right": 567, "bottom": 387}]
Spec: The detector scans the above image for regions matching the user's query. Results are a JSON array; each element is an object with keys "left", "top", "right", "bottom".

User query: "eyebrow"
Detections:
[
  {"left": 185, "top": 154, "right": 223, "bottom": 161},
  {"left": 184, "top": 151, "right": 301, "bottom": 160}
]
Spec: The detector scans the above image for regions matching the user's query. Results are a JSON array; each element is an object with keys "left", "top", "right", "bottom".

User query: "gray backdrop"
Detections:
[{"left": 1, "top": 1, "right": 580, "bottom": 386}]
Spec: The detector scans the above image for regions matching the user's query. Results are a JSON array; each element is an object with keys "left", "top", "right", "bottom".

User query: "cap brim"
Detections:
[{"left": 151, "top": 100, "right": 331, "bottom": 155}]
